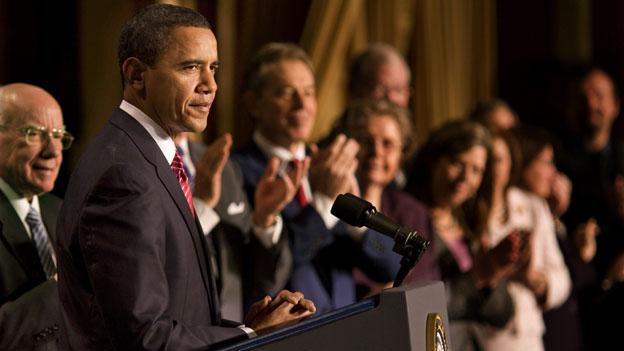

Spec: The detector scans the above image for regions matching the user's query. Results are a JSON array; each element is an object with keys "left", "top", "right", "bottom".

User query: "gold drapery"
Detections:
[{"left": 412, "top": 0, "right": 496, "bottom": 143}]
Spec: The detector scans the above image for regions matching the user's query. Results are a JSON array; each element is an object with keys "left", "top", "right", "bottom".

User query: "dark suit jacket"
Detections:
[
  {"left": 55, "top": 109, "right": 246, "bottom": 350},
  {"left": 356, "top": 187, "right": 440, "bottom": 284},
  {"left": 0, "top": 192, "right": 62, "bottom": 350},
  {"left": 188, "top": 141, "right": 292, "bottom": 321},
  {"left": 232, "top": 142, "right": 386, "bottom": 314}
]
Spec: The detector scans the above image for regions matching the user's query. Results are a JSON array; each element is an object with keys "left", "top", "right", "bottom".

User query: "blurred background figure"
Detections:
[
  {"left": 483, "top": 126, "right": 571, "bottom": 351},
  {"left": 233, "top": 42, "right": 382, "bottom": 315},
  {"left": 470, "top": 98, "right": 518, "bottom": 131},
  {"left": 0, "top": 83, "right": 74, "bottom": 350},
  {"left": 322, "top": 43, "right": 412, "bottom": 188},
  {"left": 406, "top": 120, "right": 520, "bottom": 351},
  {"left": 558, "top": 68, "right": 624, "bottom": 349},
  {"left": 174, "top": 132, "right": 294, "bottom": 321},
  {"left": 342, "top": 99, "right": 439, "bottom": 297},
  {"left": 347, "top": 43, "right": 412, "bottom": 108}
]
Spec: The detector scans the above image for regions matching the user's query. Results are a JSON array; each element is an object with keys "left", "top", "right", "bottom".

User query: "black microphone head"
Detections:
[{"left": 331, "top": 193, "right": 375, "bottom": 227}]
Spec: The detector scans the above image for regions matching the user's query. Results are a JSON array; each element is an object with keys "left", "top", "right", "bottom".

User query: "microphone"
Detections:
[{"left": 331, "top": 193, "right": 431, "bottom": 287}]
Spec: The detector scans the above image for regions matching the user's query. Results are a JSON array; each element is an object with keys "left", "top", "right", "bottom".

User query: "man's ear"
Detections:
[{"left": 121, "top": 57, "right": 148, "bottom": 90}]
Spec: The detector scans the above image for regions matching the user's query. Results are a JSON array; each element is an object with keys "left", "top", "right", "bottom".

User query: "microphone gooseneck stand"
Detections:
[{"left": 330, "top": 193, "right": 431, "bottom": 288}]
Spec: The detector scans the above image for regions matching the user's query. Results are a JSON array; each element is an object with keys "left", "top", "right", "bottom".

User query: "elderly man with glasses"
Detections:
[{"left": 0, "top": 83, "right": 73, "bottom": 350}]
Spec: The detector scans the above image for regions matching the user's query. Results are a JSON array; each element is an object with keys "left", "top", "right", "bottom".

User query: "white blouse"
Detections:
[{"left": 483, "top": 187, "right": 571, "bottom": 351}]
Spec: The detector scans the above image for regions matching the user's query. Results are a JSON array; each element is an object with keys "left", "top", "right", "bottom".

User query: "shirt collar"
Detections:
[
  {"left": 0, "top": 177, "right": 40, "bottom": 221},
  {"left": 119, "top": 100, "right": 177, "bottom": 164},
  {"left": 253, "top": 130, "right": 306, "bottom": 162}
]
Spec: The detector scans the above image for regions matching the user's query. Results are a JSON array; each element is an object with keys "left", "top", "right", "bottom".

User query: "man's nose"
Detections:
[
  {"left": 40, "top": 133, "right": 63, "bottom": 158},
  {"left": 198, "top": 68, "right": 218, "bottom": 94},
  {"left": 291, "top": 90, "right": 304, "bottom": 109}
]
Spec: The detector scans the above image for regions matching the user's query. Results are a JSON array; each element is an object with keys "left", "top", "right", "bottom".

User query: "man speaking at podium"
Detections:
[{"left": 55, "top": 4, "right": 315, "bottom": 350}]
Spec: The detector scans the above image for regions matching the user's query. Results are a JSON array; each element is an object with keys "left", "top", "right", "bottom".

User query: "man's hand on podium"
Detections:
[{"left": 244, "top": 290, "right": 316, "bottom": 335}]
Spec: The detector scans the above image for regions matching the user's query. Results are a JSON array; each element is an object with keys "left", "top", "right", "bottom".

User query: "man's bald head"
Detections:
[
  {"left": 0, "top": 83, "right": 65, "bottom": 199},
  {"left": 0, "top": 83, "right": 63, "bottom": 127}
]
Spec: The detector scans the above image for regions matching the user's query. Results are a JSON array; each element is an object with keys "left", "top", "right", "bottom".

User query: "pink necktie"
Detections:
[{"left": 171, "top": 151, "right": 196, "bottom": 217}]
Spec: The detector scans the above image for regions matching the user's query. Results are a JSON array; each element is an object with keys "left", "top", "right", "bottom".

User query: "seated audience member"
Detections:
[
  {"left": 55, "top": 5, "right": 314, "bottom": 350},
  {"left": 174, "top": 132, "right": 294, "bottom": 320},
  {"left": 342, "top": 99, "right": 439, "bottom": 295},
  {"left": 483, "top": 127, "right": 571, "bottom": 351},
  {"left": 0, "top": 83, "right": 73, "bottom": 349},
  {"left": 406, "top": 120, "right": 521, "bottom": 351},
  {"left": 232, "top": 42, "right": 388, "bottom": 314}
]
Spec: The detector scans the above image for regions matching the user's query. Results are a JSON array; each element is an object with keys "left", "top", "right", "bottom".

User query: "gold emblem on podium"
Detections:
[{"left": 426, "top": 313, "right": 448, "bottom": 351}]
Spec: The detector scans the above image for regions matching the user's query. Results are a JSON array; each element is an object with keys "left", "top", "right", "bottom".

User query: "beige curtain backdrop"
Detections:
[
  {"left": 412, "top": 0, "right": 496, "bottom": 143},
  {"left": 300, "top": 0, "right": 496, "bottom": 143},
  {"left": 80, "top": 0, "right": 496, "bottom": 147}
]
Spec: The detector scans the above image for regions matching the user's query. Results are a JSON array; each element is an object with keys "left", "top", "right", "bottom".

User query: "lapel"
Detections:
[
  {"left": 0, "top": 191, "right": 46, "bottom": 280},
  {"left": 109, "top": 110, "right": 218, "bottom": 310}
]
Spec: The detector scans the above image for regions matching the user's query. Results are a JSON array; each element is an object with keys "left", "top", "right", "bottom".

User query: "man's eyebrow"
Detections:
[
  {"left": 178, "top": 59, "right": 205, "bottom": 67},
  {"left": 177, "top": 59, "right": 221, "bottom": 67}
]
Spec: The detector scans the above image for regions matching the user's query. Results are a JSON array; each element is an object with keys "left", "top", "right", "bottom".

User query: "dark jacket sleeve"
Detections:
[
  {"left": 0, "top": 280, "right": 61, "bottom": 350},
  {"left": 446, "top": 273, "right": 514, "bottom": 328}
]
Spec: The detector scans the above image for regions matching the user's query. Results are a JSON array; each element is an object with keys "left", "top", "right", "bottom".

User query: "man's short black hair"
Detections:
[{"left": 117, "top": 4, "right": 212, "bottom": 84}]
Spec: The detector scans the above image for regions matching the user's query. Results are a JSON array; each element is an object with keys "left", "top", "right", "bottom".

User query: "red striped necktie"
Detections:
[
  {"left": 171, "top": 151, "right": 196, "bottom": 217},
  {"left": 290, "top": 159, "right": 309, "bottom": 208}
]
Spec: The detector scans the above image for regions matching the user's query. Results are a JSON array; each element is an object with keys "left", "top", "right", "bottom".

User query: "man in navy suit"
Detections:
[
  {"left": 232, "top": 43, "right": 385, "bottom": 314},
  {"left": 0, "top": 83, "right": 72, "bottom": 350},
  {"left": 56, "top": 5, "right": 314, "bottom": 350}
]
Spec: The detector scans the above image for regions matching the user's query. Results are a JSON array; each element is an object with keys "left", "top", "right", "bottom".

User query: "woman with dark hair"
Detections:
[
  {"left": 406, "top": 120, "right": 521, "bottom": 351},
  {"left": 343, "top": 99, "right": 438, "bottom": 296},
  {"left": 481, "top": 126, "right": 571, "bottom": 350}
]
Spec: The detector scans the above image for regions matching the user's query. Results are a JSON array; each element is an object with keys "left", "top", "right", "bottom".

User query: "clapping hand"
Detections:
[
  {"left": 253, "top": 157, "right": 310, "bottom": 227},
  {"left": 194, "top": 134, "right": 232, "bottom": 208},
  {"left": 308, "top": 134, "right": 360, "bottom": 201}
]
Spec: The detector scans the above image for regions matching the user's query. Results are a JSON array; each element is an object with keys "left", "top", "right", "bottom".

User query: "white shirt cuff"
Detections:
[
  {"left": 238, "top": 325, "right": 257, "bottom": 338},
  {"left": 252, "top": 215, "right": 283, "bottom": 248},
  {"left": 193, "top": 198, "right": 220, "bottom": 234},
  {"left": 311, "top": 192, "right": 339, "bottom": 229}
]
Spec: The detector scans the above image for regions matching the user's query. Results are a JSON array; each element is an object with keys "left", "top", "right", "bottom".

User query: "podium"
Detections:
[{"left": 219, "top": 281, "right": 449, "bottom": 351}]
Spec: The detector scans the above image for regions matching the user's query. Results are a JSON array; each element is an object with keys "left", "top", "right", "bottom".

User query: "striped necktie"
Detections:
[
  {"left": 171, "top": 151, "right": 196, "bottom": 217},
  {"left": 175, "top": 145, "right": 195, "bottom": 189},
  {"left": 25, "top": 207, "right": 56, "bottom": 279}
]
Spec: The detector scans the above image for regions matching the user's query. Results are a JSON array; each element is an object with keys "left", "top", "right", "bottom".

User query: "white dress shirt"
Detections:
[{"left": 253, "top": 131, "right": 339, "bottom": 229}]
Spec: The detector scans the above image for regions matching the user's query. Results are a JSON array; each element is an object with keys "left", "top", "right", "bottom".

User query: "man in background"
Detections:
[
  {"left": 0, "top": 83, "right": 73, "bottom": 350},
  {"left": 175, "top": 132, "right": 296, "bottom": 321}
]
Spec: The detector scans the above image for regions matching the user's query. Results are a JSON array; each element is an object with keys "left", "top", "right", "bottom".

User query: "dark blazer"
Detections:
[
  {"left": 231, "top": 141, "right": 384, "bottom": 314},
  {"left": 55, "top": 109, "right": 246, "bottom": 350},
  {"left": 188, "top": 141, "right": 292, "bottom": 321},
  {"left": 0, "top": 192, "right": 62, "bottom": 350},
  {"left": 357, "top": 187, "right": 440, "bottom": 284}
]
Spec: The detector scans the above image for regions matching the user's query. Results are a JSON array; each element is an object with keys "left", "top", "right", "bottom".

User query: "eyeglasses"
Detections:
[
  {"left": 0, "top": 125, "right": 74, "bottom": 150},
  {"left": 371, "top": 84, "right": 412, "bottom": 100}
]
